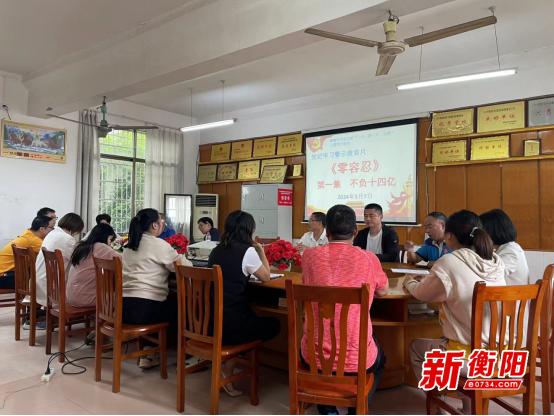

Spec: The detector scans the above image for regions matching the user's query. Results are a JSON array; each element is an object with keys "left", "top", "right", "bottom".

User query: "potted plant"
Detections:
[{"left": 263, "top": 239, "right": 302, "bottom": 271}]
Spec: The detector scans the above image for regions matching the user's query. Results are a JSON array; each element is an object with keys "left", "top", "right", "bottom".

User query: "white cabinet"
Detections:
[{"left": 241, "top": 184, "right": 293, "bottom": 242}]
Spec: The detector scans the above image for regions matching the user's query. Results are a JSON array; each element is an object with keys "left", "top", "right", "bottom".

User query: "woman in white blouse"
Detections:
[
  {"left": 480, "top": 209, "right": 530, "bottom": 285},
  {"left": 35, "top": 213, "right": 84, "bottom": 306}
]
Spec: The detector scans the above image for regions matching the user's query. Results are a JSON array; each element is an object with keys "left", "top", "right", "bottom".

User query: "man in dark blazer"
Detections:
[{"left": 353, "top": 203, "right": 400, "bottom": 262}]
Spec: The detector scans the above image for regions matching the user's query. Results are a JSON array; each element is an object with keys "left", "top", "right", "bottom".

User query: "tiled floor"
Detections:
[{"left": 0, "top": 306, "right": 547, "bottom": 414}]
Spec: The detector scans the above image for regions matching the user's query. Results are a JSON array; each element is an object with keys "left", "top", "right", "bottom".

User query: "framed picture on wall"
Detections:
[{"left": 1, "top": 119, "right": 66, "bottom": 163}]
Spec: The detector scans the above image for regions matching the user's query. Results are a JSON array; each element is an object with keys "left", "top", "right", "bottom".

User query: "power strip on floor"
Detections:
[{"left": 40, "top": 368, "right": 55, "bottom": 382}]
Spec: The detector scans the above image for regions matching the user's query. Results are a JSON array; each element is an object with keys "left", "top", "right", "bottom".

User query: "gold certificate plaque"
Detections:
[
  {"left": 277, "top": 133, "right": 302, "bottom": 155},
  {"left": 217, "top": 163, "right": 237, "bottom": 181},
  {"left": 470, "top": 135, "right": 510, "bottom": 160},
  {"left": 210, "top": 143, "right": 231, "bottom": 162},
  {"left": 231, "top": 140, "right": 253, "bottom": 160},
  {"left": 524, "top": 139, "right": 541, "bottom": 157},
  {"left": 432, "top": 140, "right": 467, "bottom": 164},
  {"left": 259, "top": 165, "right": 287, "bottom": 184},
  {"left": 477, "top": 101, "right": 525, "bottom": 133},
  {"left": 253, "top": 137, "right": 276, "bottom": 157},
  {"left": 197, "top": 165, "right": 217, "bottom": 183},
  {"left": 260, "top": 157, "right": 285, "bottom": 172},
  {"left": 292, "top": 164, "right": 302, "bottom": 177},
  {"left": 237, "top": 160, "right": 260, "bottom": 180},
  {"left": 432, "top": 108, "right": 474, "bottom": 137}
]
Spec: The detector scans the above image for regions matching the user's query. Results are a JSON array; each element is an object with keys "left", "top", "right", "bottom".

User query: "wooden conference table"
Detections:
[{"left": 247, "top": 262, "right": 442, "bottom": 388}]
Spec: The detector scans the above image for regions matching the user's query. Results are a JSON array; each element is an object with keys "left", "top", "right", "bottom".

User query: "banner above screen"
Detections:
[{"left": 304, "top": 119, "right": 418, "bottom": 224}]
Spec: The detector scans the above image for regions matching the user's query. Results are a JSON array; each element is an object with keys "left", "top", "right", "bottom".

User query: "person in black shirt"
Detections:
[
  {"left": 198, "top": 217, "right": 220, "bottom": 241},
  {"left": 353, "top": 203, "right": 400, "bottom": 262}
]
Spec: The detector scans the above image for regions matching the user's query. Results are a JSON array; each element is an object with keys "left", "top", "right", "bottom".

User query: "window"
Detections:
[{"left": 99, "top": 130, "right": 146, "bottom": 233}]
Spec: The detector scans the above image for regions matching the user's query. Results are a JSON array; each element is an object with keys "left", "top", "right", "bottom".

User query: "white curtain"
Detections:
[
  {"left": 144, "top": 128, "right": 185, "bottom": 211},
  {"left": 75, "top": 110, "right": 100, "bottom": 231}
]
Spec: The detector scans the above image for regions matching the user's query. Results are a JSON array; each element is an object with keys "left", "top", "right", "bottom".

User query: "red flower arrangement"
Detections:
[
  {"left": 263, "top": 239, "right": 302, "bottom": 271},
  {"left": 164, "top": 233, "right": 189, "bottom": 254}
]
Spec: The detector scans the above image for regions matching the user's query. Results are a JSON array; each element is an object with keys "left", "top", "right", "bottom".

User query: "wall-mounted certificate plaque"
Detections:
[
  {"left": 259, "top": 165, "right": 287, "bottom": 184},
  {"left": 470, "top": 135, "right": 510, "bottom": 160},
  {"left": 260, "top": 157, "right": 285, "bottom": 172},
  {"left": 524, "top": 139, "right": 541, "bottom": 157},
  {"left": 210, "top": 143, "right": 231, "bottom": 162},
  {"left": 276, "top": 133, "right": 302, "bottom": 155},
  {"left": 432, "top": 108, "right": 474, "bottom": 137},
  {"left": 237, "top": 160, "right": 260, "bottom": 180},
  {"left": 252, "top": 137, "right": 276, "bottom": 157},
  {"left": 217, "top": 163, "right": 237, "bottom": 181},
  {"left": 230, "top": 140, "right": 253, "bottom": 160},
  {"left": 528, "top": 96, "right": 554, "bottom": 127},
  {"left": 292, "top": 164, "right": 302, "bottom": 177},
  {"left": 477, "top": 101, "right": 525, "bottom": 132},
  {"left": 197, "top": 165, "right": 217, "bottom": 183},
  {"left": 431, "top": 140, "right": 467, "bottom": 164}
]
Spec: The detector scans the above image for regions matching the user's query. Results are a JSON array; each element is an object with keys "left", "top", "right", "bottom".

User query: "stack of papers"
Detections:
[
  {"left": 249, "top": 273, "right": 284, "bottom": 283},
  {"left": 390, "top": 268, "right": 430, "bottom": 276}
]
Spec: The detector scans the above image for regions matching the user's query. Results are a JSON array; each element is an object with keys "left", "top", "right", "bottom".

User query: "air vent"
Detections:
[{"left": 195, "top": 195, "right": 217, "bottom": 207}]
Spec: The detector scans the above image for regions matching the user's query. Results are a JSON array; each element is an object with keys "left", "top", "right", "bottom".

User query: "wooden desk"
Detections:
[{"left": 249, "top": 264, "right": 441, "bottom": 388}]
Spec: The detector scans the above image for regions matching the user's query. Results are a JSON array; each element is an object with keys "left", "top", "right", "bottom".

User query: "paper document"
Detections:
[
  {"left": 390, "top": 268, "right": 430, "bottom": 276},
  {"left": 249, "top": 273, "right": 284, "bottom": 283}
]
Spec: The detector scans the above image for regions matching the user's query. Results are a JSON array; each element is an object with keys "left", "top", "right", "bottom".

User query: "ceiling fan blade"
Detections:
[
  {"left": 111, "top": 125, "right": 159, "bottom": 130},
  {"left": 404, "top": 15, "right": 497, "bottom": 47},
  {"left": 305, "top": 28, "right": 380, "bottom": 48},
  {"left": 375, "top": 55, "right": 397, "bottom": 76},
  {"left": 47, "top": 114, "right": 99, "bottom": 128}
]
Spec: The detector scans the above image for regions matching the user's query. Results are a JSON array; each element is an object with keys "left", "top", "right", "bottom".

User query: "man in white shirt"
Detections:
[{"left": 297, "top": 212, "right": 328, "bottom": 252}]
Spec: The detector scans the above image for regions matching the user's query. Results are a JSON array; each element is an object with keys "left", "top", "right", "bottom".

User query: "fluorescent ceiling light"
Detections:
[
  {"left": 180, "top": 118, "right": 236, "bottom": 132},
  {"left": 397, "top": 69, "right": 517, "bottom": 90}
]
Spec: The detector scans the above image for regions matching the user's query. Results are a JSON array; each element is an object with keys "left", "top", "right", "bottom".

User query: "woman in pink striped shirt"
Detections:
[{"left": 302, "top": 204, "right": 389, "bottom": 414}]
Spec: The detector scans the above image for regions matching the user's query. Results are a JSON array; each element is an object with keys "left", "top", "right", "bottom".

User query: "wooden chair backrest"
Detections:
[
  {"left": 286, "top": 280, "right": 370, "bottom": 393},
  {"left": 11, "top": 244, "right": 37, "bottom": 300},
  {"left": 471, "top": 279, "right": 548, "bottom": 369},
  {"left": 255, "top": 236, "right": 280, "bottom": 245},
  {"left": 93, "top": 256, "right": 123, "bottom": 329},
  {"left": 175, "top": 264, "right": 223, "bottom": 347},
  {"left": 543, "top": 265, "right": 554, "bottom": 351},
  {"left": 42, "top": 248, "right": 65, "bottom": 311}
]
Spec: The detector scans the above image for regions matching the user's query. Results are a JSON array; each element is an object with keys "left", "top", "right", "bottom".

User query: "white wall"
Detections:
[{"left": 0, "top": 79, "right": 199, "bottom": 246}]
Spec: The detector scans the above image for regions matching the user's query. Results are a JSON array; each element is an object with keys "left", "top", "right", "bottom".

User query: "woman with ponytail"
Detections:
[
  {"left": 404, "top": 210, "right": 506, "bottom": 391},
  {"left": 67, "top": 223, "right": 120, "bottom": 308}
]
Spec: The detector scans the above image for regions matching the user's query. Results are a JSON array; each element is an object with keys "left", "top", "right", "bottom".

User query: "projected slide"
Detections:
[{"left": 305, "top": 121, "right": 417, "bottom": 224}]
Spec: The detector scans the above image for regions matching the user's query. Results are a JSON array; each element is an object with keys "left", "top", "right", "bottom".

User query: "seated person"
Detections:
[
  {"left": 302, "top": 204, "right": 388, "bottom": 414},
  {"left": 67, "top": 223, "right": 121, "bottom": 308},
  {"left": 480, "top": 208, "right": 529, "bottom": 285},
  {"left": 405, "top": 211, "right": 450, "bottom": 267},
  {"left": 353, "top": 203, "right": 399, "bottom": 262},
  {"left": 0, "top": 215, "right": 55, "bottom": 289},
  {"left": 35, "top": 213, "right": 85, "bottom": 306},
  {"left": 37, "top": 207, "right": 57, "bottom": 219},
  {"left": 158, "top": 213, "right": 176, "bottom": 239},
  {"left": 198, "top": 217, "right": 220, "bottom": 241},
  {"left": 404, "top": 210, "right": 505, "bottom": 387},
  {"left": 122, "top": 208, "right": 192, "bottom": 368},
  {"left": 297, "top": 211, "right": 328, "bottom": 252},
  {"left": 208, "top": 210, "right": 280, "bottom": 396},
  {"left": 83, "top": 213, "right": 121, "bottom": 240}
]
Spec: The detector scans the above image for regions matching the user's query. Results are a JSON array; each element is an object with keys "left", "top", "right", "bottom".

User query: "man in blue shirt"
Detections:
[{"left": 405, "top": 212, "right": 450, "bottom": 267}]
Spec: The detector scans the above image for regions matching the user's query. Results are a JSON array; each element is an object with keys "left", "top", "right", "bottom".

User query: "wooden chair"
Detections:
[
  {"left": 12, "top": 245, "right": 39, "bottom": 346},
  {"left": 175, "top": 264, "right": 261, "bottom": 414},
  {"left": 537, "top": 264, "right": 554, "bottom": 413},
  {"left": 426, "top": 279, "right": 548, "bottom": 415},
  {"left": 42, "top": 248, "right": 95, "bottom": 362},
  {"left": 285, "top": 279, "right": 375, "bottom": 414},
  {"left": 254, "top": 236, "right": 280, "bottom": 245},
  {"left": 93, "top": 256, "right": 168, "bottom": 393}
]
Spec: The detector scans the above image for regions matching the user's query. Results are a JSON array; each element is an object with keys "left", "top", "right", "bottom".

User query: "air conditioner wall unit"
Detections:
[{"left": 192, "top": 193, "right": 219, "bottom": 242}]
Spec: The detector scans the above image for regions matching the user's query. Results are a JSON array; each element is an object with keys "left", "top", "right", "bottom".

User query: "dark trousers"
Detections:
[
  {"left": 0, "top": 271, "right": 15, "bottom": 289},
  {"left": 122, "top": 297, "right": 177, "bottom": 327},
  {"left": 222, "top": 313, "right": 280, "bottom": 346}
]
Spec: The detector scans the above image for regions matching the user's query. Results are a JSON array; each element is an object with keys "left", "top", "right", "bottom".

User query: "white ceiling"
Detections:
[
  {"left": 0, "top": 0, "right": 195, "bottom": 75},
  {"left": 126, "top": 0, "right": 554, "bottom": 118},
  {"left": 0, "top": 0, "right": 552, "bottom": 119}
]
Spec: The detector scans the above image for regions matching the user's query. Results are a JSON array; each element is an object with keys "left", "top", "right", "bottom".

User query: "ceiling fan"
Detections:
[
  {"left": 305, "top": 11, "right": 497, "bottom": 76},
  {"left": 48, "top": 96, "right": 158, "bottom": 137}
]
